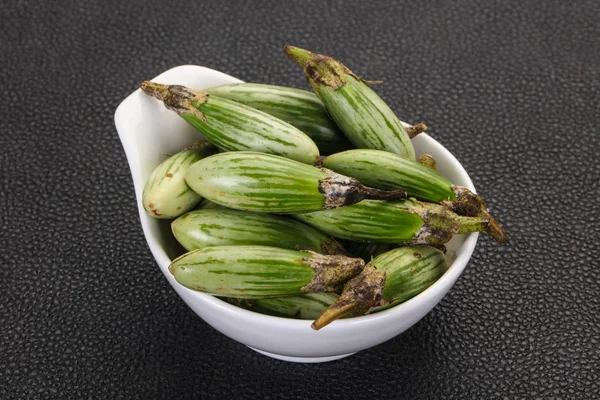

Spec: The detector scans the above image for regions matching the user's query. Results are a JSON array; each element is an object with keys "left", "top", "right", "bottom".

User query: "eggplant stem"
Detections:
[
  {"left": 311, "top": 265, "right": 387, "bottom": 330},
  {"left": 456, "top": 215, "right": 491, "bottom": 234},
  {"left": 312, "top": 302, "right": 357, "bottom": 330},
  {"left": 446, "top": 186, "right": 509, "bottom": 244},
  {"left": 139, "top": 81, "right": 207, "bottom": 120},
  {"left": 417, "top": 154, "right": 436, "bottom": 170},
  {"left": 407, "top": 123, "right": 428, "bottom": 139},
  {"left": 319, "top": 168, "right": 406, "bottom": 209},
  {"left": 283, "top": 45, "right": 315, "bottom": 67},
  {"left": 485, "top": 215, "right": 509, "bottom": 244}
]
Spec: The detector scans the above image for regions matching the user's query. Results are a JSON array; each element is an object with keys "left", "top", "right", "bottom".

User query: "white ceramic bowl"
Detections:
[{"left": 114, "top": 65, "right": 479, "bottom": 363}]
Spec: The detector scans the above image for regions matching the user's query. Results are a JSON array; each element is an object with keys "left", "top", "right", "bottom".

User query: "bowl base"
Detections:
[{"left": 248, "top": 347, "right": 356, "bottom": 363}]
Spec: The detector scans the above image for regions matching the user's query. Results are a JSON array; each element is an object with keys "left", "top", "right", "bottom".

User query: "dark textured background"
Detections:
[{"left": 1, "top": 0, "right": 599, "bottom": 398}]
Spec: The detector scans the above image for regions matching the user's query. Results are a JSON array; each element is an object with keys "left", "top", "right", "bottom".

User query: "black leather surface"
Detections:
[{"left": 1, "top": 0, "right": 599, "bottom": 398}]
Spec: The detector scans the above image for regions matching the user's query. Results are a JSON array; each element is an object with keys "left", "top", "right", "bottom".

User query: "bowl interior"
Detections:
[{"left": 114, "top": 65, "right": 478, "bottom": 337}]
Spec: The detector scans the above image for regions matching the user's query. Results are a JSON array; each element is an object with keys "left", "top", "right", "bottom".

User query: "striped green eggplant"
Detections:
[
  {"left": 322, "top": 149, "right": 508, "bottom": 243},
  {"left": 227, "top": 293, "right": 339, "bottom": 319},
  {"left": 295, "top": 199, "right": 490, "bottom": 246},
  {"left": 205, "top": 83, "right": 353, "bottom": 154},
  {"left": 312, "top": 245, "right": 446, "bottom": 329},
  {"left": 284, "top": 45, "right": 415, "bottom": 160},
  {"left": 142, "top": 141, "right": 217, "bottom": 219},
  {"left": 185, "top": 152, "right": 407, "bottom": 213},
  {"left": 323, "top": 149, "right": 455, "bottom": 202},
  {"left": 168, "top": 245, "right": 365, "bottom": 298},
  {"left": 139, "top": 81, "right": 319, "bottom": 164},
  {"left": 171, "top": 208, "right": 346, "bottom": 255}
]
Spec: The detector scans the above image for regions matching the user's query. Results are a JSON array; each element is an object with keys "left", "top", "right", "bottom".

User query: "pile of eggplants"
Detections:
[{"left": 139, "top": 46, "right": 508, "bottom": 330}]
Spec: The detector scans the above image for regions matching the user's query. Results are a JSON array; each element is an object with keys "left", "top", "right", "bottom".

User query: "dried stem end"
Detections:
[
  {"left": 417, "top": 154, "right": 437, "bottom": 170},
  {"left": 301, "top": 252, "right": 365, "bottom": 293},
  {"left": 409, "top": 200, "right": 490, "bottom": 246},
  {"left": 443, "top": 186, "right": 509, "bottom": 244},
  {"left": 407, "top": 123, "right": 428, "bottom": 139},
  {"left": 139, "top": 81, "right": 208, "bottom": 121},
  {"left": 284, "top": 45, "right": 382, "bottom": 94},
  {"left": 312, "top": 265, "right": 388, "bottom": 330},
  {"left": 318, "top": 168, "right": 407, "bottom": 209}
]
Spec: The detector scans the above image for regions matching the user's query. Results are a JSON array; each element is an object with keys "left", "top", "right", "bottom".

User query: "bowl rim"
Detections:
[{"left": 114, "top": 64, "right": 479, "bottom": 333}]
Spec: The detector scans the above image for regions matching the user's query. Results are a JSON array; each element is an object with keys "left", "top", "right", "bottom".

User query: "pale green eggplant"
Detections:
[
  {"left": 142, "top": 141, "right": 217, "bottom": 219},
  {"left": 171, "top": 209, "right": 346, "bottom": 254},
  {"left": 296, "top": 199, "right": 490, "bottom": 246},
  {"left": 205, "top": 83, "right": 353, "bottom": 154},
  {"left": 169, "top": 245, "right": 364, "bottom": 298},
  {"left": 185, "top": 152, "right": 407, "bottom": 213},
  {"left": 313, "top": 246, "right": 446, "bottom": 329},
  {"left": 284, "top": 45, "right": 415, "bottom": 160},
  {"left": 139, "top": 81, "right": 319, "bottom": 164},
  {"left": 322, "top": 149, "right": 508, "bottom": 243}
]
